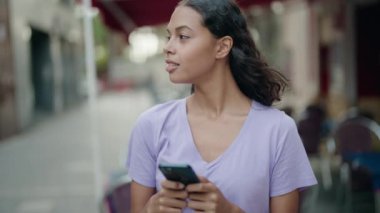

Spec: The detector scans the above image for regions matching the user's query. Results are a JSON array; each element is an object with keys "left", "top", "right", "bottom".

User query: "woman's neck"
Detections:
[{"left": 188, "top": 67, "right": 251, "bottom": 118}]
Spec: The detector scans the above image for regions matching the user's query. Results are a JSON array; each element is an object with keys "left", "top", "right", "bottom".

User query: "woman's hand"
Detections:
[
  {"left": 186, "top": 176, "right": 244, "bottom": 213},
  {"left": 145, "top": 180, "right": 188, "bottom": 213}
]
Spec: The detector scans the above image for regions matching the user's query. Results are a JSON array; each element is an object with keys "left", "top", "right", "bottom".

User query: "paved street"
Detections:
[{"left": 0, "top": 89, "right": 154, "bottom": 213}]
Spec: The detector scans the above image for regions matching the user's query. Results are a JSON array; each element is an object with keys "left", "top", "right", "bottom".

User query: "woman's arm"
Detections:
[
  {"left": 270, "top": 189, "right": 299, "bottom": 213},
  {"left": 131, "top": 181, "right": 156, "bottom": 213}
]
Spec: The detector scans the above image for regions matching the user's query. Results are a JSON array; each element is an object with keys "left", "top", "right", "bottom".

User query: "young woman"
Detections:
[{"left": 126, "top": 0, "right": 317, "bottom": 212}]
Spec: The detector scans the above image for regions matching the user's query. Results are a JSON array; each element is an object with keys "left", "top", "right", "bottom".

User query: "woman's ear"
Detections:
[{"left": 216, "top": 36, "right": 233, "bottom": 59}]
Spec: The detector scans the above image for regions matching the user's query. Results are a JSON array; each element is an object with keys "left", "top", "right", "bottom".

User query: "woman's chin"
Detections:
[{"left": 169, "top": 76, "right": 190, "bottom": 84}]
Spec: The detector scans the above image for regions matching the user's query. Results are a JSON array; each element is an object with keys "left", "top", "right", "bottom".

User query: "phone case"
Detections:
[{"left": 159, "top": 163, "right": 200, "bottom": 185}]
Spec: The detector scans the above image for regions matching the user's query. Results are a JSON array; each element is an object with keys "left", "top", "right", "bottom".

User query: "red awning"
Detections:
[{"left": 92, "top": 0, "right": 274, "bottom": 38}]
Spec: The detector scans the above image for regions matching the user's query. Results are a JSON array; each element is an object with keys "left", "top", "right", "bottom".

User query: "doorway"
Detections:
[
  {"left": 30, "top": 28, "right": 54, "bottom": 113},
  {"left": 355, "top": 2, "right": 380, "bottom": 97}
]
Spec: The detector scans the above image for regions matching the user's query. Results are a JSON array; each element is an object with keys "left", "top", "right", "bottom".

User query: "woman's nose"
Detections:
[{"left": 163, "top": 39, "right": 175, "bottom": 55}]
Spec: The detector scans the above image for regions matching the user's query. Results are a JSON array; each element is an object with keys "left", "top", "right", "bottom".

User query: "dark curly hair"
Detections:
[{"left": 179, "top": 0, "right": 288, "bottom": 106}]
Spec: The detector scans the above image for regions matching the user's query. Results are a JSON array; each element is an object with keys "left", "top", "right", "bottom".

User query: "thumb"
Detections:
[{"left": 198, "top": 176, "right": 210, "bottom": 183}]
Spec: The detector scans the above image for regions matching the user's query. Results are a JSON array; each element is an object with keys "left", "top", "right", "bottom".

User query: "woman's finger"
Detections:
[
  {"left": 157, "top": 205, "right": 183, "bottom": 213},
  {"left": 158, "top": 197, "right": 187, "bottom": 209},
  {"left": 197, "top": 176, "right": 209, "bottom": 183},
  {"left": 188, "top": 192, "right": 208, "bottom": 201},
  {"left": 187, "top": 199, "right": 216, "bottom": 211},
  {"left": 159, "top": 188, "right": 188, "bottom": 199},
  {"left": 186, "top": 182, "right": 215, "bottom": 193},
  {"left": 161, "top": 179, "right": 185, "bottom": 190}
]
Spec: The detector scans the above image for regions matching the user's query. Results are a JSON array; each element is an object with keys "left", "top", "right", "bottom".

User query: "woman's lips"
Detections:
[{"left": 165, "top": 60, "right": 179, "bottom": 73}]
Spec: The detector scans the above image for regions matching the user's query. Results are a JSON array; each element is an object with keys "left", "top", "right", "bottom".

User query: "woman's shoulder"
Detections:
[
  {"left": 141, "top": 98, "right": 183, "bottom": 117},
  {"left": 252, "top": 101, "right": 296, "bottom": 129}
]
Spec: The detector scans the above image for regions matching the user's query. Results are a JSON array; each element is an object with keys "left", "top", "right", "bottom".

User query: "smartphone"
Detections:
[{"left": 158, "top": 163, "right": 200, "bottom": 185}]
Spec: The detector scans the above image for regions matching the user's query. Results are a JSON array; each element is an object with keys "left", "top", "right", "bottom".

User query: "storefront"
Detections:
[{"left": 0, "top": 0, "right": 17, "bottom": 139}]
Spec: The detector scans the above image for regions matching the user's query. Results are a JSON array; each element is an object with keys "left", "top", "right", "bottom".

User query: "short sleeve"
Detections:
[
  {"left": 270, "top": 116, "right": 317, "bottom": 197},
  {"left": 126, "top": 114, "right": 157, "bottom": 188}
]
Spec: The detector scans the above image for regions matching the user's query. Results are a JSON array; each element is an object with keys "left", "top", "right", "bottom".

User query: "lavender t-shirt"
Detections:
[{"left": 126, "top": 98, "right": 317, "bottom": 213}]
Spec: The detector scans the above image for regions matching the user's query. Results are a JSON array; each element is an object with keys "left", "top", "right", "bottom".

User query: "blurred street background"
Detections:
[
  {"left": 0, "top": 0, "right": 379, "bottom": 212},
  {"left": 0, "top": 89, "right": 153, "bottom": 213}
]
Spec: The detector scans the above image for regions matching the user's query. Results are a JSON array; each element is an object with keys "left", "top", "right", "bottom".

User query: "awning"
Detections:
[{"left": 92, "top": 0, "right": 275, "bottom": 38}]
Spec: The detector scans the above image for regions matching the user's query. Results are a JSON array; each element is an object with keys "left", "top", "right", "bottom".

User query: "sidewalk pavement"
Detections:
[{"left": 0, "top": 89, "right": 154, "bottom": 213}]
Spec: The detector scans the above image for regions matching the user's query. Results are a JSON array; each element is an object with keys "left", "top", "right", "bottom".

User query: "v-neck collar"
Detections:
[{"left": 181, "top": 98, "right": 254, "bottom": 167}]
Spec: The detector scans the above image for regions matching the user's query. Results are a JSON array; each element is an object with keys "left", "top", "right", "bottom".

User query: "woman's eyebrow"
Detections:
[{"left": 167, "top": 25, "right": 193, "bottom": 33}]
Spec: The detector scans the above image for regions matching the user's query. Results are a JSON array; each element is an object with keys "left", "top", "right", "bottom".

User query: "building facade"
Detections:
[{"left": 0, "top": 0, "right": 85, "bottom": 139}]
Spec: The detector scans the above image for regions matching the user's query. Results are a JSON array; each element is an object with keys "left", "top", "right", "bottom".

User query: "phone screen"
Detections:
[{"left": 159, "top": 163, "right": 200, "bottom": 185}]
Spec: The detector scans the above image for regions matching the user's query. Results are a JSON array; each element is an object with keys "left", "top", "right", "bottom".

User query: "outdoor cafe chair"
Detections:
[
  {"left": 101, "top": 170, "right": 132, "bottom": 213},
  {"left": 324, "top": 111, "right": 380, "bottom": 213}
]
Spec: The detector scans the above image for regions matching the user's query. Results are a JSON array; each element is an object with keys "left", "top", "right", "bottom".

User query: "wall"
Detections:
[
  {"left": 0, "top": 0, "right": 17, "bottom": 139},
  {"left": 281, "top": 0, "right": 320, "bottom": 118},
  {"left": 9, "top": 0, "right": 84, "bottom": 129}
]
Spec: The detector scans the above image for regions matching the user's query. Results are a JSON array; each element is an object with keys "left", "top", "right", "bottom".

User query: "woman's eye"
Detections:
[
  {"left": 166, "top": 36, "right": 171, "bottom": 41},
  {"left": 179, "top": 35, "right": 189, "bottom": 40}
]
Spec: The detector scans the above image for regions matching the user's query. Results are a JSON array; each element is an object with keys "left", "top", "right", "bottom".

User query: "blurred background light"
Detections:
[
  {"left": 128, "top": 27, "right": 160, "bottom": 63},
  {"left": 271, "top": 1, "right": 284, "bottom": 15}
]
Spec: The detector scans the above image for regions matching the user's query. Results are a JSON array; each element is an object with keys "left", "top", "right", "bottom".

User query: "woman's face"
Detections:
[{"left": 164, "top": 6, "right": 219, "bottom": 84}]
